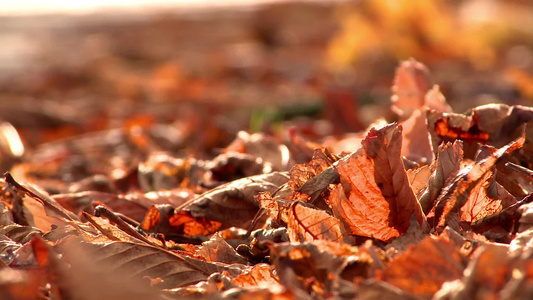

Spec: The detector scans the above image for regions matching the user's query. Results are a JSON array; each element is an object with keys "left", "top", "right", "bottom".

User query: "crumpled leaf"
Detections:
[
  {"left": 175, "top": 172, "right": 289, "bottom": 234},
  {"left": 419, "top": 141, "right": 464, "bottom": 214},
  {"left": 377, "top": 235, "right": 466, "bottom": 297},
  {"left": 269, "top": 241, "right": 353, "bottom": 299},
  {"left": 427, "top": 104, "right": 533, "bottom": 159},
  {"left": 231, "top": 263, "right": 281, "bottom": 288},
  {"left": 433, "top": 243, "right": 511, "bottom": 300},
  {"left": 205, "top": 152, "right": 273, "bottom": 183},
  {"left": 433, "top": 134, "right": 525, "bottom": 231},
  {"left": 196, "top": 232, "right": 249, "bottom": 265},
  {"left": 329, "top": 123, "right": 427, "bottom": 241},
  {"left": 225, "top": 131, "right": 291, "bottom": 171},
  {"left": 460, "top": 172, "right": 516, "bottom": 224},
  {"left": 141, "top": 204, "right": 221, "bottom": 238},
  {"left": 286, "top": 201, "right": 352, "bottom": 244},
  {"left": 287, "top": 148, "right": 338, "bottom": 192}
]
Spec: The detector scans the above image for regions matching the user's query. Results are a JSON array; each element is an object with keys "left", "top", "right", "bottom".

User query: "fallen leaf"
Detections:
[
  {"left": 406, "top": 164, "right": 432, "bottom": 199},
  {"left": 231, "top": 263, "right": 281, "bottom": 288},
  {"left": 432, "top": 243, "right": 511, "bottom": 300},
  {"left": 391, "top": 58, "right": 432, "bottom": 120},
  {"left": 419, "top": 141, "right": 464, "bottom": 214},
  {"left": 377, "top": 235, "right": 465, "bottom": 297},
  {"left": 329, "top": 123, "right": 427, "bottom": 241},
  {"left": 77, "top": 240, "right": 243, "bottom": 289},
  {"left": 433, "top": 134, "right": 525, "bottom": 231},
  {"left": 286, "top": 201, "right": 352, "bottom": 243},
  {"left": 196, "top": 232, "right": 249, "bottom": 265},
  {"left": 176, "top": 172, "right": 289, "bottom": 233}
]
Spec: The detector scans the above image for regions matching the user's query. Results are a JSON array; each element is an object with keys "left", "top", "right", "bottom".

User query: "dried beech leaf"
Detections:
[
  {"left": 79, "top": 241, "right": 243, "bottom": 289},
  {"left": 1, "top": 223, "right": 42, "bottom": 244},
  {"left": 424, "top": 85, "right": 452, "bottom": 113},
  {"left": 517, "top": 198, "right": 533, "bottom": 234},
  {"left": 196, "top": 232, "right": 248, "bottom": 265},
  {"left": 427, "top": 104, "right": 533, "bottom": 159},
  {"left": 206, "top": 152, "right": 273, "bottom": 182},
  {"left": 391, "top": 58, "right": 432, "bottom": 119},
  {"left": 83, "top": 213, "right": 139, "bottom": 243},
  {"left": 460, "top": 173, "right": 516, "bottom": 224},
  {"left": 0, "top": 200, "right": 14, "bottom": 226},
  {"left": 329, "top": 123, "right": 427, "bottom": 241},
  {"left": 419, "top": 141, "right": 463, "bottom": 214},
  {"left": 433, "top": 244, "right": 511, "bottom": 300},
  {"left": 53, "top": 191, "right": 150, "bottom": 222},
  {"left": 286, "top": 202, "right": 352, "bottom": 243},
  {"left": 269, "top": 241, "right": 351, "bottom": 298},
  {"left": 434, "top": 135, "right": 525, "bottom": 231},
  {"left": 406, "top": 165, "right": 432, "bottom": 199},
  {"left": 377, "top": 236, "right": 465, "bottom": 297},
  {"left": 401, "top": 108, "right": 434, "bottom": 164},
  {"left": 470, "top": 190, "right": 529, "bottom": 238},
  {"left": 287, "top": 148, "right": 338, "bottom": 192},
  {"left": 178, "top": 172, "right": 289, "bottom": 233},
  {"left": 225, "top": 131, "right": 291, "bottom": 171},
  {"left": 5, "top": 173, "right": 78, "bottom": 223},
  {"left": 231, "top": 263, "right": 281, "bottom": 288}
]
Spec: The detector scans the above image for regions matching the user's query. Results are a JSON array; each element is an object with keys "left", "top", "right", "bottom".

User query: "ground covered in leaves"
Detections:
[{"left": 2, "top": 1, "right": 533, "bottom": 300}]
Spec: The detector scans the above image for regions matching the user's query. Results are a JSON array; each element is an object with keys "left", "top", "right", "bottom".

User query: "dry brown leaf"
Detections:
[
  {"left": 424, "top": 85, "right": 452, "bottom": 113},
  {"left": 286, "top": 201, "right": 352, "bottom": 244},
  {"left": 460, "top": 173, "right": 516, "bottom": 224},
  {"left": 231, "top": 263, "right": 281, "bottom": 288},
  {"left": 225, "top": 131, "right": 291, "bottom": 171},
  {"left": 406, "top": 165, "right": 432, "bottom": 199},
  {"left": 141, "top": 204, "right": 222, "bottom": 237},
  {"left": 433, "top": 243, "right": 511, "bottom": 300},
  {"left": 78, "top": 240, "right": 243, "bottom": 289},
  {"left": 427, "top": 104, "right": 533, "bottom": 160},
  {"left": 269, "top": 241, "right": 352, "bottom": 298},
  {"left": 176, "top": 172, "right": 289, "bottom": 233},
  {"left": 329, "top": 123, "right": 427, "bottom": 241},
  {"left": 434, "top": 135, "right": 525, "bottom": 231},
  {"left": 377, "top": 236, "right": 465, "bottom": 297},
  {"left": 287, "top": 148, "right": 338, "bottom": 192},
  {"left": 196, "top": 232, "right": 248, "bottom": 265},
  {"left": 419, "top": 141, "right": 464, "bottom": 214},
  {"left": 400, "top": 108, "right": 434, "bottom": 164},
  {"left": 391, "top": 58, "right": 432, "bottom": 120}
]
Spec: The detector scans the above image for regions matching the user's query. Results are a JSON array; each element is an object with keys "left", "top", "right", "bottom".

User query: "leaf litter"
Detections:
[{"left": 2, "top": 56, "right": 533, "bottom": 299}]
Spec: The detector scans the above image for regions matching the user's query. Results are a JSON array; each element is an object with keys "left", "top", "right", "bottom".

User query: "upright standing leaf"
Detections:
[
  {"left": 434, "top": 134, "right": 525, "bottom": 231},
  {"left": 329, "top": 123, "right": 427, "bottom": 241},
  {"left": 419, "top": 141, "right": 464, "bottom": 214},
  {"left": 391, "top": 58, "right": 432, "bottom": 120}
]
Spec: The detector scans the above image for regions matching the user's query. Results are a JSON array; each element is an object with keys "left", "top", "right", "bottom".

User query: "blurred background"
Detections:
[{"left": 0, "top": 0, "right": 533, "bottom": 172}]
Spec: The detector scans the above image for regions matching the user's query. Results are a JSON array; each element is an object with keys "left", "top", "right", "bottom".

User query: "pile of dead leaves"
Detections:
[{"left": 3, "top": 59, "right": 533, "bottom": 300}]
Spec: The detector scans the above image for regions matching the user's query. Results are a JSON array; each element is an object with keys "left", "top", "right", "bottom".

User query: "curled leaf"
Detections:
[{"left": 329, "top": 123, "right": 427, "bottom": 241}]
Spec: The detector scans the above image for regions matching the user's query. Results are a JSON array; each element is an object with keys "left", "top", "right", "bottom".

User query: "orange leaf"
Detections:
[
  {"left": 286, "top": 202, "right": 351, "bottom": 243},
  {"left": 329, "top": 123, "right": 427, "bottom": 241},
  {"left": 377, "top": 236, "right": 465, "bottom": 296},
  {"left": 391, "top": 58, "right": 432, "bottom": 120}
]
